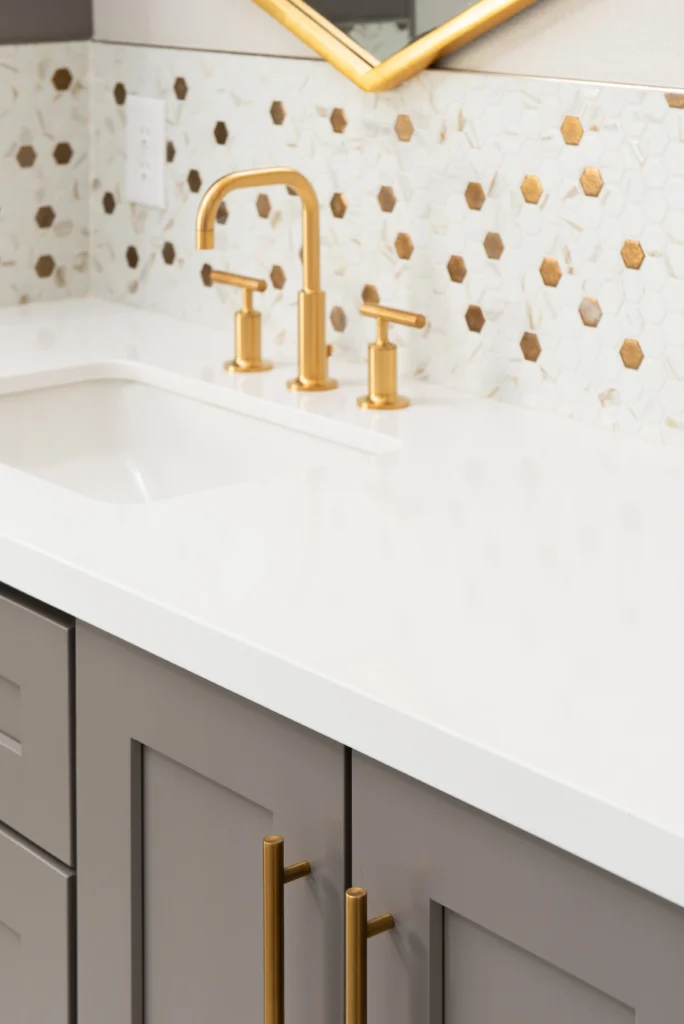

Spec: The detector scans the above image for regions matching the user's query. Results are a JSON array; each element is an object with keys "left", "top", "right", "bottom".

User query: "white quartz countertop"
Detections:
[{"left": 1, "top": 298, "right": 684, "bottom": 906}]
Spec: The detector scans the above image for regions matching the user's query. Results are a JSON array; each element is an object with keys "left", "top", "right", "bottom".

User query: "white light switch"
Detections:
[{"left": 125, "top": 95, "right": 166, "bottom": 209}]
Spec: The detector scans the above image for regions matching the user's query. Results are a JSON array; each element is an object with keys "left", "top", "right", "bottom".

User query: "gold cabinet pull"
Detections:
[
  {"left": 357, "top": 302, "right": 426, "bottom": 411},
  {"left": 209, "top": 269, "right": 273, "bottom": 373},
  {"left": 345, "top": 887, "right": 394, "bottom": 1024},
  {"left": 263, "top": 836, "right": 311, "bottom": 1024}
]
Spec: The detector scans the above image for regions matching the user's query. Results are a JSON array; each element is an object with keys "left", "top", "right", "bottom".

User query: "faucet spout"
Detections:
[{"left": 196, "top": 168, "right": 335, "bottom": 391}]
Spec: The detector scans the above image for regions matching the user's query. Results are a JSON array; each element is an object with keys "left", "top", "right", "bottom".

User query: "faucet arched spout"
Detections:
[
  {"left": 196, "top": 167, "right": 321, "bottom": 293},
  {"left": 195, "top": 167, "right": 336, "bottom": 392}
]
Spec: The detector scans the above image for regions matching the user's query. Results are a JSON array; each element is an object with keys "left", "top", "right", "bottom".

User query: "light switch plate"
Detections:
[{"left": 124, "top": 95, "right": 166, "bottom": 209}]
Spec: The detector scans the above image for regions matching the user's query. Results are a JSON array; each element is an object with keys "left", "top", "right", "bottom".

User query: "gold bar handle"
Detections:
[
  {"left": 263, "top": 836, "right": 311, "bottom": 1024},
  {"left": 345, "top": 887, "right": 394, "bottom": 1024},
  {"left": 209, "top": 269, "right": 273, "bottom": 374}
]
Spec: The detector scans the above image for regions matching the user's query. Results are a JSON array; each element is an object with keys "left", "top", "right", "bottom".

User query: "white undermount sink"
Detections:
[{"left": 0, "top": 364, "right": 395, "bottom": 504}]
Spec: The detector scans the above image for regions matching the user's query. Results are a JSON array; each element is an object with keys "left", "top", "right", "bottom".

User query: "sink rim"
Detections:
[{"left": 0, "top": 360, "right": 402, "bottom": 458}]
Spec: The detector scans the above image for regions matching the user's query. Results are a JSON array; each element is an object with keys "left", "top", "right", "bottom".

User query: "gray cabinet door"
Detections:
[
  {"left": 0, "top": 585, "right": 74, "bottom": 866},
  {"left": 76, "top": 624, "right": 346, "bottom": 1024},
  {"left": 0, "top": 821, "right": 75, "bottom": 1024},
  {"left": 352, "top": 753, "right": 684, "bottom": 1024}
]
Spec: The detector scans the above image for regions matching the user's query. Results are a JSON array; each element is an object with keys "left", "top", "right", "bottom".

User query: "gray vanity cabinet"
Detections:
[
  {"left": 76, "top": 624, "right": 346, "bottom": 1024},
  {"left": 0, "top": 822, "right": 75, "bottom": 1024},
  {"left": 352, "top": 753, "right": 684, "bottom": 1024}
]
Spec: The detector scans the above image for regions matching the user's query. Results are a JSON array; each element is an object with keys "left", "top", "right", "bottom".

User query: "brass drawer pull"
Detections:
[
  {"left": 345, "top": 887, "right": 394, "bottom": 1024},
  {"left": 263, "top": 836, "right": 311, "bottom": 1024}
]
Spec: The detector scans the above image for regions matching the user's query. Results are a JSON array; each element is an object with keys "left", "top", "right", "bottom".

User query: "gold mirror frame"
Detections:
[{"left": 252, "top": 0, "right": 539, "bottom": 91}]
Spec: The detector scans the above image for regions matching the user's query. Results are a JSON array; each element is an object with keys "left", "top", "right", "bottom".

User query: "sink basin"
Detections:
[{"left": 0, "top": 365, "right": 393, "bottom": 504}]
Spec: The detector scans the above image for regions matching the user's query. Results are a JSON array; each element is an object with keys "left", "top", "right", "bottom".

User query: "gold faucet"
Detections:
[{"left": 196, "top": 168, "right": 337, "bottom": 392}]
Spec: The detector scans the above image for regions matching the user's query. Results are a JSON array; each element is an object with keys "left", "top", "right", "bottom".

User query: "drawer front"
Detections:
[
  {"left": 0, "top": 586, "right": 74, "bottom": 864},
  {"left": 0, "top": 822, "right": 75, "bottom": 1024}
]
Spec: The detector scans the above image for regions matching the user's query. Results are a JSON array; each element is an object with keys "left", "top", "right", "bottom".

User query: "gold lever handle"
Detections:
[
  {"left": 210, "top": 269, "right": 268, "bottom": 297},
  {"left": 345, "top": 887, "right": 394, "bottom": 1024},
  {"left": 360, "top": 302, "right": 426, "bottom": 330},
  {"left": 358, "top": 300, "right": 426, "bottom": 411},
  {"left": 210, "top": 270, "right": 272, "bottom": 373},
  {"left": 263, "top": 836, "right": 311, "bottom": 1024}
]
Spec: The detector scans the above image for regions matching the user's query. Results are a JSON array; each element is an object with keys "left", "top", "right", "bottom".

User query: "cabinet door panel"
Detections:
[
  {"left": 353, "top": 753, "right": 683, "bottom": 1024},
  {"left": 0, "top": 822, "right": 75, "bottom": 1024},
  {"left": 0, "top": 586, "right": 74, "bottom": 864},
  {"left": 77, "top": 624, "right": 345, "bottom": 1024}
]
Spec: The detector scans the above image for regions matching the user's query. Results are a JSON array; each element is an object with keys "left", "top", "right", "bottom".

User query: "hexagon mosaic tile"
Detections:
[
  {"left": 0, "top": 42, "right": 89, "bottom": 305},
  {"left": 87, "top": 43, "right": 684, "bottom": 445},
  {"left": 0, "top": 39, "right": 653, "bottom": 444}
]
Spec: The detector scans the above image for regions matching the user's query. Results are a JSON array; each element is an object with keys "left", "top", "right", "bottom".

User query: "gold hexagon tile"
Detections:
[
  {"left": 16, "top": 145, "right": 36, "bottom": 168},
  {"left": 378, "top": 186, "right": 396, "bottom": 213},
  {"left": 483, "top": 232, "right": 504, "bottom": 260},
  {"left": 362, "top": 284, "right": 380, "bottom": 304},
  {"left": 521, "top": 175, "right": 543, "bottom": 204},
  {"left": 540, "top": 257, "right": 562, "bottom": 287},
  {"left": 270, "top": 101, "right": 286, "bottom": 125},
  {"left": 580, "top": 167, "right": 604, "bottom": 197},
  {"left": 256, "top": 193, "right": 271, "bottom": 218},
  {"left": 579, "top": 297, "right": 602, "bottom": 327},
  {"left": 447, "top": 255, "right": 467, "bottom": 283},
  {"left": 35, "top": 255, "right": 55, "bottom": 278},
  {"left": 214, "top": 121, "right": 229, "bottom": 145},
  {"left": 520, "top": 332, "right": 541, "bottom": 362},
  {"left": 465, "top": 182, "right": 485, "bottom": 210},
  {"left": 52, "top": 68, "right": 73, "bottom": 91},
  {"left": 330, "top": 307, "right": 347, "bottom": 332},
  {"left": 35, "top": 205, "right": 56, "bottom": 229},
  {"left": 395, "top": 114, "right": 414, "bottom": 142},
  {"left": 270, "top": 265, "right": 286, "bottom": 289},
  {"left": 621, "top": 240, "right": 646, "bottom": 269},
  {"left": 330, "top": 193, "right": 348, "bottom": 218},
  {"left": 330, "top": 108, "right": 347, "bottom": 133},
  {"left": 465, "top": 305, "right": 485, "bottom": 333},
  {"left": 620, "top": 339, "right": 644, "bottom": 369},
  {"left": 666, "top": 94, "right": 684, "bottom": 109},
  {"left": 561, "top": 115, "right": 584, "bottom": 145},
  {"left": 395, "top": 233, "right": 414, "bottom": 260}
]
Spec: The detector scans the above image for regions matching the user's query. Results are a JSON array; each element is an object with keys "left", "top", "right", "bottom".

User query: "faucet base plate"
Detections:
[
  {"left": 287, "top": 377, "right": 339, "bottom": 392},
  {"left": 225, "top": 359, "right": 274, "bottom": 374},
  {"left": 357, "top": 394, "right": 410, "bottom": 411}
]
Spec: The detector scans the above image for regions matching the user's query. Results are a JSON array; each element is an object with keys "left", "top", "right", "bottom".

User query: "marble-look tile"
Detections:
[
  {"left": 88, "top": 43, "right": 684, "bottom": 445},
  {"left": 0, "top": 42, "right": 90, "bottom": 305}
]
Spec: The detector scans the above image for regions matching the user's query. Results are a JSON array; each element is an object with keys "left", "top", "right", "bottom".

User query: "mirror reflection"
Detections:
[{"left": 312, "top": 0, "right": 481, "bottom": 61}]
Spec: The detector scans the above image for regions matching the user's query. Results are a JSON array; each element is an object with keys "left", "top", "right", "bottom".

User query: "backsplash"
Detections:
[
  {"left": 89, "top": 42, "right": 684, "bottom": 444},
  {"left": 0, "top": 42, "right": 89, "bottom": 305},
  {"left": 0, "top": 40, "right": 680, "bottom": 444}
]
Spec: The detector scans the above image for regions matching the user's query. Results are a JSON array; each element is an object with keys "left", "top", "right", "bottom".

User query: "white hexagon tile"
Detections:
[
  {"left": 89, "top": 43, "right": 684, "bottom": 444},
  {"left": 0, "top": 43, "right": 90, "bottom": 305}
]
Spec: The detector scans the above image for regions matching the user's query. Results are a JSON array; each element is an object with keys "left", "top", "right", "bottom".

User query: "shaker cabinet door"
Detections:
[
  {"left": 0, "top": 822, "right": 75, "bottom": 1024},
  {"left": 352, "top": 753, "right": 684, "bottom": 1024},
  {"left": 76, "top": 624, "right": 345, "bottom": 1024}
]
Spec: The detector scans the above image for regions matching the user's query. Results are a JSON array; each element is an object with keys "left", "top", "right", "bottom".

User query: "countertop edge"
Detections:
[{"left": 2, "top": 533, "right": 682, "bottom": 911}]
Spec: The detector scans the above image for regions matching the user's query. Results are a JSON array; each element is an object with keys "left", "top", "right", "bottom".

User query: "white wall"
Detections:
[
  {"left": 94, "top": 0, "right": 684, "bottom": 92},
  {"left": 443, "top": 0, "right": 684, "bottom": 90},
  {"left": 93, "top": 0, "right": 310, "bottom": 58}
]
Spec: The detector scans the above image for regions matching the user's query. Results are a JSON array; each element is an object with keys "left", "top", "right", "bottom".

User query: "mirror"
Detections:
[{"left": 253, "top": 0, "right": 540, "bottom": 91}]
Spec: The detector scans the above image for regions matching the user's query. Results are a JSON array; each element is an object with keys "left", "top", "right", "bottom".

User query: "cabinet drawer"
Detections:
[
  {"left": 0, "top": 585, "right": 74, "bottom": 865},
  {"left": 0, "top": 822, "right": 75, "bottom": 1024},
  {"left": 353, "top": 753, "right": 684, "bottom": 1024}
]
